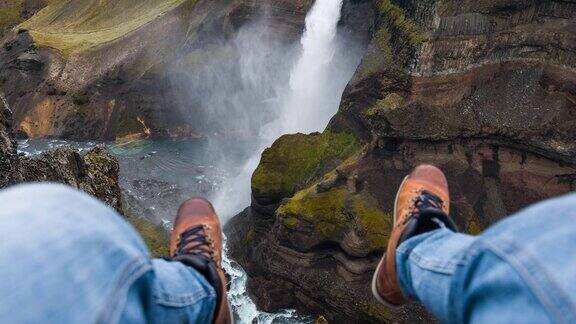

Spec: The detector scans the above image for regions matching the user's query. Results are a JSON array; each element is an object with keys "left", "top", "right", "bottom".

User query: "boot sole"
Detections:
[
  {"left": 227, "top": 303, "right": 235, "bottom": 324},
  {"left": 371, "top": 174, "right": 408, "bottom": 308}
]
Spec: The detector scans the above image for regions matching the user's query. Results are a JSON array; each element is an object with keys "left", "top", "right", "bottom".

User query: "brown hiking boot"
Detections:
[
  {"left": 372, "top": 165, "right": 457, "bottom": 307},
  {"left": 170, "top": 197, "right": 233, "bottom": 324}
]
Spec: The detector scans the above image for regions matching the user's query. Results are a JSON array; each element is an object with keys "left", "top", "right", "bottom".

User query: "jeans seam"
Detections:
[
  {"left": 446, "top": 244, "right": 479, "bottom": 323},
  {"left": 396, "top": 249, "right": 416, "bottom": 299},
  {"left": 153, "top": 289, "right": 215, "bottom": 307},
  {"left": 484, "top": 240, "right": 575, "bottom": 324},
  {"left": 97, "top": 257, "right": 152, "bottom": 324},
  {"left": 409, "top": 250, "right": 467, "bottom": 274}
]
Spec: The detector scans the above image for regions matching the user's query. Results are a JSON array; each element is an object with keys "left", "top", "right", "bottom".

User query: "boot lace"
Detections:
[
  {"left": 174, "top": 224, "right": 215, "bottom": 260},
  {"left": 402, "top": 190, "right": 445, "bottom": 225}
]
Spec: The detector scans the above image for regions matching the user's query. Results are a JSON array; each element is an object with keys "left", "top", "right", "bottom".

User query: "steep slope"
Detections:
[
  {"left": 227, "top": 0, "right": 576, "bottom": 322},
  {"left": 0, "top": 0, "right": 313, "bottom": 140},
  {"left": 20, "top": 0, "right": 192, "bottom": 56},
  {"left": 0, "top": 0, "right": 51, "bottom": 37}
]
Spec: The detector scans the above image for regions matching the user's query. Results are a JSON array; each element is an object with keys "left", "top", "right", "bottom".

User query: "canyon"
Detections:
[
  {"left": 226, "top": 0, "right": 576, "bottom": 322},
  {"left": 1, "top": 0, "right": 575, "bottom": 323}
]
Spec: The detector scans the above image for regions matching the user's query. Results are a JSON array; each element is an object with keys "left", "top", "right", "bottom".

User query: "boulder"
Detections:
[{"left": 0, "top": 101, "right": 122, "bottom": 211}]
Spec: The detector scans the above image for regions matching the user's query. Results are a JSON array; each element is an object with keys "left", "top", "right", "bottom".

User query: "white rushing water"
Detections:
[
  {"left": 217, "top": 0, "right": 347, "bottom": 323},
  {"left": 214, "top": 0, "right": 345, "bottom": 219}
]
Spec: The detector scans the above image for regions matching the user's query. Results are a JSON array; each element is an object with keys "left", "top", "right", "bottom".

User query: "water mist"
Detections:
[
  {"left": 213, "top": 0, "right": 350, "bottom": 219},
  {"left": 172, "top": 0, "right": 362, "bottom": 322}
]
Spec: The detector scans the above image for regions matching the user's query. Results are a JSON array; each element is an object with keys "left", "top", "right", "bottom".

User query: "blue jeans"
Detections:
[
  {"left": 0, "top": 184, "right": 216, "bottom": 323},
  {"left": 397, "top": 193, "right": 576, "bottom": 323}
]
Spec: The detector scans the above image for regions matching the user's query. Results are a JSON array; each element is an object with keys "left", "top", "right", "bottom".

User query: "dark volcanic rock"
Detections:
[
  {"left": 227, "top": 0, "right": 576, "bottom": 323},
  {"left": 0, "top": 95, "right": 21, "bottom": 187},
  {"left": 20, "top": 145, "right": 122, "bottom": 211},
  {"left": 0, "top": 102, "right": 122, "bottom": 211}
]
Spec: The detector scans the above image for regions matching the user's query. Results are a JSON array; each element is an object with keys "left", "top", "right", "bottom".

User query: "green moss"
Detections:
[
  {"left": 252, "top": 132, "right": 359, "bottom": 198},
  {"left": 278, "top": 186, "right": 348, "bottom": 239},
  {"left": 373, "top": 26, "right": 394, "bottom": 61},
  {"left": 356, "top": 300, "right": 392, "bottom": 321},
  {"left": 466, "top": 218, "right": 483, "bottom": 235},
  {"left": 20, "top": 0, "right": 195, "bottom": 56},
  {"left": 356, "top": 0, "right": 427, "bottom": 80},
  {"left": 461, "top": 205, "right": 484, "bottom": 235},
  {"left": 377, "top": 0, "right": 426, "bottom": 47},
  {"left": 124, "top": 209, "right": 170, "bottom": 257},
  {"left": 277, "top": 181, "right": 392, "bottom": 251},
  {"left": 282, "top": 217, "right": 300, "bottom": 229},
  {"left": 83, "top": 149, "right": 116, "bottom": 189},
  {"left": 352, "top": 194, "right": 392, "bottom": 250},
  {"left": 355, "top": 47, "right": 386, "bottom": 81},
  {"left": 365, "top": 93, "right": 404, "bottom": 117},
  {"left": 0, "top": 0, "right": 25, "bottom": 33}
]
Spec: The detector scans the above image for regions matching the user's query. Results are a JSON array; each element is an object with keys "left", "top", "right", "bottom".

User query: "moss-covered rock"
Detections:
[
  {"left": 364, "top": 92, "right": 404, "bottom": 117},
  {"left": 252, "top": 132, "right": 359, "bottom": 204},
  {"left": 278, "top": 185, "right": 348, "bottom": 239},
  {"left": 351, "top": 192, "right": 392, "bottom": 250},
  {"left": 124, "top": 209, "right": 170, "bottom": 257},
  {"left": 355, "top": 0, "right": 426, "bottom": 80},
  {"left": 277, "top": 183, "right": 392, "bottom": 254}
]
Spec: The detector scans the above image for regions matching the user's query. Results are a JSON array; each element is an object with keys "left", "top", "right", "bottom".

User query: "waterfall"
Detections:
[
  {"left": 219, "top": 0, "right": 347, "bottom": 323},
  {"left": 265, "top": 0, "right": 344, "bottom": 136},
  {"left": 214, "top": 0, "right": 345, "bottom": 219}
]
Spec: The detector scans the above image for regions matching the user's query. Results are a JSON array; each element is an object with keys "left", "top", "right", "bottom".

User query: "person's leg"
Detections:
[
  {"left": 395, "top": 228, "right": 476, "bottom": 321},
  {"left": 448, "top": 192, "right": 576, "bottom": 323},
  {"left": 375, "top": 165, "right": 576, "bottom": 323},
  {"left": 396, "top": 228, "right": 554, "bottom": 323},
  {"left": 0, "top": 183, "right": 216, "bottom": 323}
]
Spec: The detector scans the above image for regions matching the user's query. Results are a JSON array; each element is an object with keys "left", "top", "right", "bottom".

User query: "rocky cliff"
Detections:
[
  {"left": 1, "top": 91, "right": 171, "bottom": 255},
  {"left": 1, "top": 99, "right": 122, "bottom": 209},
  {"left": 0, "top": 0, "right": 313, "bottom": 141},
  {"left": 227, "top": 0, "right": 576, "bottom": 322}
]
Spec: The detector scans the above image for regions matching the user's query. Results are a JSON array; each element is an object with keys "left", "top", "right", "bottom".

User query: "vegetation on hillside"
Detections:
[
  {"left": 124, "top": 209, "right": 170, "bottom": 257},
  {"left": 20, "top": 0, "right": 193, "bottom": 55},
  {"left": 252, "top": 132, "right": 360, "bottom": 200}
]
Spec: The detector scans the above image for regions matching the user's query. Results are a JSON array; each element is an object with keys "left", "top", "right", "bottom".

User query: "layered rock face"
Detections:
[
  {"left": 0, "top": 0, "right": 313, "bottom": 141},
  {"left": 227, "top": 0, "right": 576, "bottom": 322},
  {"left": 0, "top": 101, "right": 122, "bottom": 210}
]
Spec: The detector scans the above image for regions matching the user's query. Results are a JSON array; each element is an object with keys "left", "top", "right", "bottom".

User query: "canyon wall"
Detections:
[
  {"left": 0, "top": 100, "right": 122, "bottom": 209},
  {"left": 0, "top": 0, "right": 313, "bottom": 140},
  {"left": 227, "top": 0, "right": 576, "bottom": 322}
]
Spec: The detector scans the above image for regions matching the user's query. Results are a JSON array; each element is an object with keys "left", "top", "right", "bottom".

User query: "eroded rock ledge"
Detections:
[
  {"left": 0, "top": 100, "right": 122, "bottom": 210},
  {"left": 227, "top": 0, "right": 576, "bottom": 322}
]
